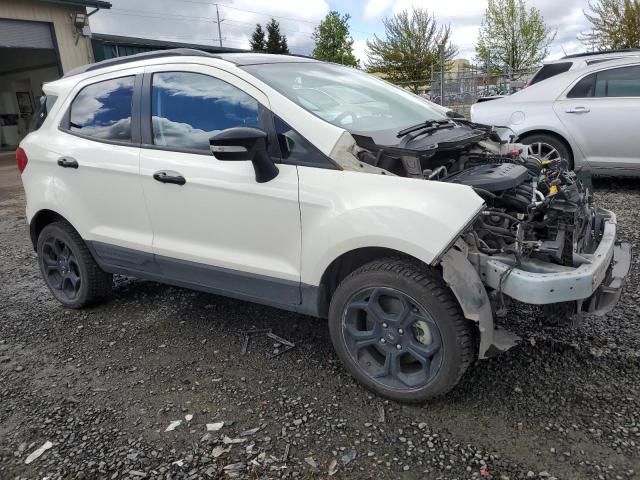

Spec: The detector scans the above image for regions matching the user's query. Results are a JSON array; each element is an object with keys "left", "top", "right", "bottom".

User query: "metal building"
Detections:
[
  {"left": 91, "top": 33, "right": 245, "bottom": 61},
  {"left": 0, "top": 0, "right": 111, "bottom": 149}
]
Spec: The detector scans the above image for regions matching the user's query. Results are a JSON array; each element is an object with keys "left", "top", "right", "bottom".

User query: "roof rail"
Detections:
[
  {"left": 63, "top": 48, "right": 218, "bottom": 78},
  {"left": 561, "top": 48, "right": 640, "bottom": 59}
]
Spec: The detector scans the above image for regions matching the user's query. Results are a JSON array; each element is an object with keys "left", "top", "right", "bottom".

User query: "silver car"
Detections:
[{"left": 471, "top": 57, "right": 640, "bottom": 176}]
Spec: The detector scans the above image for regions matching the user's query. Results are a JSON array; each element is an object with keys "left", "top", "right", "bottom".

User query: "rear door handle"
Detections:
[
  {"left": 57, "top": 157, "right": 79, "bottom": 169},
  {"left": 153, "top": 170, "right": 186, "bottom": 186},
  {"left": 565, "top": 106, "right": 590, "bottom": 114}
]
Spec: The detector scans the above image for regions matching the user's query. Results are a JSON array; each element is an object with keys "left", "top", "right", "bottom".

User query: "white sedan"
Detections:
[{"left": 471, "top": 58, "right": 640, "bottom": 176}]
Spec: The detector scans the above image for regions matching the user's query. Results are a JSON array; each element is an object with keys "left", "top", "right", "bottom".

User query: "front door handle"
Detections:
[
  {"left": 57, "top": 157, "right": 79, "bottom": 169},
  {"left": 565, "top": 106, "right": 590, "bottom": 114},
  {"left": 153, "top": 170, "right": 186, "bottom": 186}
]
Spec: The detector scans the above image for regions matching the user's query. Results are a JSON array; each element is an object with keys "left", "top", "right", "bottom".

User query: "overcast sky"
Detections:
[{"left": 90, "top": 0, "right": 593, "bottom": 65}]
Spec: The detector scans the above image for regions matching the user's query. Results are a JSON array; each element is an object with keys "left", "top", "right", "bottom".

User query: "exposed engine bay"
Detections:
[{"left": 351, "top": 120, "right": 602, "bottom": 271}]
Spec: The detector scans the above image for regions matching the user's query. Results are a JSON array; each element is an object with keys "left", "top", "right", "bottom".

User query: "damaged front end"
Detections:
[{"left": 350, "top": 121, "right": 632, "bottom": 358}]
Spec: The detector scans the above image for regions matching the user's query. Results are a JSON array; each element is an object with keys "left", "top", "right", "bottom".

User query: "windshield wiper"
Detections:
[{"left": 396, "top": 119, "right": 455, "bottom": 138}]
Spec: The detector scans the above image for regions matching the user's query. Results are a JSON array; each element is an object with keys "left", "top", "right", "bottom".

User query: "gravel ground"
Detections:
[{"left": 1, "top": 157, "right": 639, "bottom": 480}]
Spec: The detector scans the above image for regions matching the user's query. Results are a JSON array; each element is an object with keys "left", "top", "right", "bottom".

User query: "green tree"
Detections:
[
  {"left": 312, "top": 11, "right": 358, "bottom": 66},
  {"left": 265, "top": 18, "right": 289, "bottom": 54},
  {"left": 249, "top": 23, "right": 266, "bottom": 52},
  {"left": 475, "top": 0, "right": 556, "bottom": 75},
  {"left": 579, "top": 0, "right": 640, "bottom": 50},
  {"left": 366, "top": 8, "right": 456, "bottom": 93}
]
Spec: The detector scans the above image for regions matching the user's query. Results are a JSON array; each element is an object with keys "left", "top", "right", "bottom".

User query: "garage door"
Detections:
[{"left": 0, "top": 18, "right": 53, "bottom": 49}]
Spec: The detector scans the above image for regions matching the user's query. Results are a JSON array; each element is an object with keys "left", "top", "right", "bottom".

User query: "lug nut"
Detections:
[
  {"left": 380, "top": 338, "right": 386, "bottom": 344},
  {"left": 396, "top": 344, "right": 402, "bottom": 350},
  {"left": 382, "top": 323, "right": 388, "bottom": 328},
  {"left": 398, "top": 329, "right": 404, "bottom": 334}
]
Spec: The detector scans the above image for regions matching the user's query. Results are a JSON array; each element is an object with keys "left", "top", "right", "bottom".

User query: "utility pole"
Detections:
[
  {"left": 439, "top": 43, "right": 445, "bottom": 105},
  {"left": 215, "top": 4, "right": 223, "bottom": 47}
]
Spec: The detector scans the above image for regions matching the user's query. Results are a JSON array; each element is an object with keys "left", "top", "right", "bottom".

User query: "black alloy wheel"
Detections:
[
  {"left": 37, "top": 221, "right": 112, "bottom": 308},
  {"left": 342, "top": 287, "right": 443, "bottom": 390},
  {"left": 41, "top": 236, "right": 82, "bottom": 301},
  {"left": 328, "top": 258, "right": 475, "bottom": 402}
]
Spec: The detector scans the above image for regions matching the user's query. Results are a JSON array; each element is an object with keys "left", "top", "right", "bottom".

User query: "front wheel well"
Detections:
[
  {"left": 29, "top": 210, "right": 70, "bottom": 250},
  {"left": 316, "top": 247, "right": 429, "bottom": 317},
  {"left": 518, "top": 130, "right": 574, "bottom": 167}
]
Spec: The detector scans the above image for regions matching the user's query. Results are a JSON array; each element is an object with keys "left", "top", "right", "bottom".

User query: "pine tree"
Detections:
[
  {"left": 249, "top": 23, "right": 266, "bottom": 52},
  {"left": 265, "top": 18, "right": 289, "bottom": 54},
  {"left": 280, "top": 35, "right": 289, "bottom": 54}
]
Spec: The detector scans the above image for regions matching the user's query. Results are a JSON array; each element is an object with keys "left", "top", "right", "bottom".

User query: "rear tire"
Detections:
[
  {"left": 37, "top": 221, "right": 112, "bottom": 308},
  {"left": 328, "top": 258, "right": 475, "bottom": 402},
  {"left": 521, "top": 133, "right": 573, "bottom": 169}
]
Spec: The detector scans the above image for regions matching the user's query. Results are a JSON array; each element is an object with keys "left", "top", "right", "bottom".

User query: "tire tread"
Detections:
[
  {"left": 333, "top": 257, "right": 475, "bottom": 400},
  {"left": 39, "top": 221, "right": 112, "bottom": 308}
]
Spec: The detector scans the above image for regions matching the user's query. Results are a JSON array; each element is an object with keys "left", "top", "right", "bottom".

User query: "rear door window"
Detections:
[
  {"left": 68, "top": 76, "right": 135, "bottom": 141},
  {"left": 567, "top": 73, "right": 596, "bottom": 98},
  {"left": 594, "top": 65, "right": 640, "bottom": 97},
  {"left": 529, "top": 62, "right": 572, "bottom": 85},
  {"left": 567, "top": 66, "right": 640, "bottom": 98}
]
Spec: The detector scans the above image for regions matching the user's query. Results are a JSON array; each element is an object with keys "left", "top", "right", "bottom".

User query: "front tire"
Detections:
[
  {"left": 37, "top": 221, "right": 112, "bottom": 308},
  {"left": 328, "top": 258, "right": 475, "bottom": 402}
]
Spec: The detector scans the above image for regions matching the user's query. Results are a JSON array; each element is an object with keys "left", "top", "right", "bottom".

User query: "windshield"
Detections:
[{"left": 243, "top": 62, "right": 446, "bottom": 144}]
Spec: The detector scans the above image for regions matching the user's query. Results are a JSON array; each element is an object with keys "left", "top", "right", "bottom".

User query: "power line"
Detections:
[
  {"left": 97, "top": 3, "right": 375, "bottom": 37},
  {"left": 99, "top": 8, "right": 315, "bottom": 35}
]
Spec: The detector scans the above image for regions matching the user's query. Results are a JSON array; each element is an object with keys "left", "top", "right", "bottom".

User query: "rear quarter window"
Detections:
[
  {"left": 529, "top": 62, "right": 573, "bottom": 86},
  {"left": 29, "top": 95, "right": 57, "bottom": 131},
  {"left": 66, "top": 76, "right": 135, "bottom": 142}
]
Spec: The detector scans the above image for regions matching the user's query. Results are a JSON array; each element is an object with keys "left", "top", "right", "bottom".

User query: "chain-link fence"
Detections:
[{"left": 398, "top": 65, "right": 539, "bottom": 118}]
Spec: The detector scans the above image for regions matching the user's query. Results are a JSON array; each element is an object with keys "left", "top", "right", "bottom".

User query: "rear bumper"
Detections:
[{"left": 470, "top": 209, "right": 631, "bottom": 312}]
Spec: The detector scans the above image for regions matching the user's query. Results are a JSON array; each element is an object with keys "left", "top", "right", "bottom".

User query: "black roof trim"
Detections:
[
  {"left": 561, "top": 48, "right": 640, "bottom": 59},
  {"left": 62, "top": 49, "right": 318, "bottom": 78},
  {"left": 217, "top": 53, "right": 318, "bottom": 66}
]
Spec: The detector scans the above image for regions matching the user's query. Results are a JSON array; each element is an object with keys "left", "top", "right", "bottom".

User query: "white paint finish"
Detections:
[
  {"left": 470, "top": 58, "right": 640, "bottom": 175},
  {"left": 24, "top": 54, "right": 484, "bottom": 295},
  {"left": 21, "top": 130, "right": 61, "bottom": 223},
  {"left": 297, "top": 167, "right": 485, "bottom": 286},
  {"left": 51, "top": 134, "right": 153, "bottom": 252},
  {"left": 21, "top": 126, "right": 153, "bottom": 253},
  {"left": 30, "top": 68, "right": 154, "bottom": 253},
  {"left": 139, "top": 149, "right": 301, "bottom": 282},
  {"left": 139, "top": 63, "right": 301, "bottom": 282}
]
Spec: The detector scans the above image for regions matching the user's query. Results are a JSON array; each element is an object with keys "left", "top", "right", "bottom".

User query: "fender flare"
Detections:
[{"left": 439, "top": 242, "right": 520, "bottom": 358}]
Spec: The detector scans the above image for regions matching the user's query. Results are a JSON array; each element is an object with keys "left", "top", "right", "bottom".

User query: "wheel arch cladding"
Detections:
[
  {"left": 316, "top": 247, "right": 423, "bottom": 318},
  {"left": 30, "top": 209, "right": 74, "bottom": 250}
]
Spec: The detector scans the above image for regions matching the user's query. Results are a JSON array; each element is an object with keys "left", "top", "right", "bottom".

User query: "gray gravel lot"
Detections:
[{"left": 1, "top": 156, "right": 639, "bottom": 479}]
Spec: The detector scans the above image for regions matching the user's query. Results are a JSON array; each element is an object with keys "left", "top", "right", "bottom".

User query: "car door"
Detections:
[
  {"left": 553, "top": 64, "right": 640, "bottom": 174},
  {"left": 54, "top": 70, "right": 154, "bottom": 254},
  {"left": 138, "top": 64, "right": 301, "bottom": 305}
]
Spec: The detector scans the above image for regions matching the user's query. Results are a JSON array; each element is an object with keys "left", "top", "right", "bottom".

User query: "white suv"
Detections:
[{"left": 17, "top": 50, "right": 630, "bottom": 402}]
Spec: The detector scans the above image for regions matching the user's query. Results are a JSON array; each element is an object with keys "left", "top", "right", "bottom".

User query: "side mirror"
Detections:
[
  {"left": 210, "top": 127, "right": 279, "bottom": 183},
  {"left": 446, "top": 109, "right": 465, "bottom": 119}
]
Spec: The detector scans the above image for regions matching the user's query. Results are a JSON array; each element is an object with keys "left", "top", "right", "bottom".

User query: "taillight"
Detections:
[{"left": 16, "top": 147, "right": 28, "bottom": 173}]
